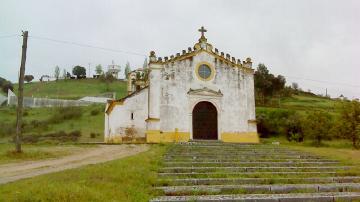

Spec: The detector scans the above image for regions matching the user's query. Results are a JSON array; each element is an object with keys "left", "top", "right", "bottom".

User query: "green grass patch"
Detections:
[
  {"left": 0, "top": 143, "right": 93, "bottom": 164},
  {"left": 14, "top": 79, "right": 127, "bottom": 100},
  {"left": 0, "top": 105, "right": 105, "bottom": 143},
  {"left": 0, "top": 144, "right": 168, "bottom": 202}
]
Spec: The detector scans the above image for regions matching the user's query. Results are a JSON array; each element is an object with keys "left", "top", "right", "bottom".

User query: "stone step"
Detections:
[
  {"left": 167, "top": 151, "right": 304, "bottom": 155},
  {"left": 150, "top": 192, "right": 360, "bottom": 202},
  {"left": 157, "top": 183, "right": 360, "bottom": 196},
  {"left": 157, "top": 176, "right": 360, "bottom": 186},
  {"left": 163, "top": 161, "right": 340, "bottom": 167},
  {"left": 168, "top": 147, "right": 296, "bottom": 151},
  {"left": 162, "top": 158, "right": 339, "bottom": 163},
  {"left": 159, "top": 166, "right": 350, "bottom": 173},
  {"left": 158, "top": 171, "right": 342, "bottom": 178},
  {"left": 164, "top": 154, "right": 324, "bottom": 159}
]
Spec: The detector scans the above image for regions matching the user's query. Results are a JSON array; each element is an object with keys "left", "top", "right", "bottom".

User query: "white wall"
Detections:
[
  {"left": 106, "top": 89, "right": 148, "bottom": 138},
  {"left": 159, "top": 51, "right": 256, "bottom": 135}
]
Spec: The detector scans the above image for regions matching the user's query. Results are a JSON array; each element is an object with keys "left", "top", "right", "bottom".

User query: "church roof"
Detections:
[{"left": 148, "top": 26, "right": 254, "bottom": 73}]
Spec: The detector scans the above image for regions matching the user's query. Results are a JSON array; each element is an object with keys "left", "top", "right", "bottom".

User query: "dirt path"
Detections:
[{"left": 0, "top": 144, "right": 149, "bottom": 185}]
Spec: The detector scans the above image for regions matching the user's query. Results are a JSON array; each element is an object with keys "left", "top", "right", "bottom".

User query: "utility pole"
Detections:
[{"left": 15, "top": 31, "right": 28, "bottom": 153}]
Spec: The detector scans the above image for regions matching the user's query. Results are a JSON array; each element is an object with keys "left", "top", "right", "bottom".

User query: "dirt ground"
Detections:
[{"left": 0, "top": 144, "right": 149, "bottom": 184}]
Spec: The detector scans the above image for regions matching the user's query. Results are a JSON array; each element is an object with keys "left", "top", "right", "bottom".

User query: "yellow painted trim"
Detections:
[
  {"left": 221, "top": 132, "right": 259, "bottom": 143},
  {"left": 105, "top": 136, "right": 122, "bottom": 143},
  {"left": 145, "top": 118, "right": 160, "bottom": 122},
  {"left": 146, "top": 130, "right": 190, "bottom": 143},
  {"left": 195, "top": 61, "right": 216, "bottom": 81},
  {"left": 105, "top": 101, "right": 124, "bottom": 115},
  {"left": 248, "top": 119, "right": 257, "bottom": 124}
]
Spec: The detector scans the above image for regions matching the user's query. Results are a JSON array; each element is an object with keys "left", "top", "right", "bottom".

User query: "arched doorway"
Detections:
[{"left": 192, "top": 101, "right": 218, "bottom": 140}]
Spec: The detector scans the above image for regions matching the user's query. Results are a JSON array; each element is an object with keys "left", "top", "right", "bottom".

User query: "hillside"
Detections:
[
  {"left": 13, "top": 79, "right": 127, "bottom": 100},
  {"left": 1, "top": 79, "right": 344, "bottom": 144}
]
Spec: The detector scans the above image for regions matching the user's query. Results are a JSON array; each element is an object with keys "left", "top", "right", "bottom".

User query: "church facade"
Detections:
[{"left": 104, "top": 27, "right": 258, "bottom": 143}]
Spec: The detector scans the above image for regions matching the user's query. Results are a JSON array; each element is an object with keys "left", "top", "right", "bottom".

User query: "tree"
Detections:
[
  {"left": 335, "top": 100, "right": 360, "bottom": 149},
  {"left": 292, "top": 82, "right": 299, "bottom": 91},
  {"left": 24, "top": 75, "right": 34, "bottom": 83},
  {"left": 0, "top": 77, "right": 14, "bottom": 93},
  {"left": 254, "top": 63, "right": 286, "bottom": 104},
  {"left": 54, "top": 66, "right": 60, "bottom": 81},
  {"left": 124, "top": 62, "right": 131, "bottom": 79},
  {"left": 1, "top": 81, "right": 13, "bottom": 93},
  {"left": 100, "top": 73, "right": 116, "bottom": 91},
  {"left": 72, "top": 66, "right": 86, "bottom": 79},
  {"left": 95, "top": 64, "right": 103, "bottom": 75},
  {"left": 62, "top": 69, "right": 67, "bottom": 79},
  {"left": 302, "top": 111, "right": 333, "bottom": 146}
]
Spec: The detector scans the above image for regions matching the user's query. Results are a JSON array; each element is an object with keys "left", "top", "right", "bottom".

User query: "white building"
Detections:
[
  {"left": 104, "top": 27, "right": 258, "bottom": 143},
  {"left": 107, "top": 60, "right": 121, "bottom": 79}
]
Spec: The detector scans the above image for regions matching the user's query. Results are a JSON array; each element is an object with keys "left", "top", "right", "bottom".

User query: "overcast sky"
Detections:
[{"left": 1, "top": 0, "right": 359, "bottom": 98}]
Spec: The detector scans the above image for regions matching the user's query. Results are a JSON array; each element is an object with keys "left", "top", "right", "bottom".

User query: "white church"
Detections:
[{"left": 104, "top": 27, "right": 258, "bottom": 143}]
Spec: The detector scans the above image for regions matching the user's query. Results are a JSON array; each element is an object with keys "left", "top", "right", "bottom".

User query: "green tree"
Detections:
[
  {"left": 24, "top": 75, "right": 34, "bottom": 83},
  {"left": 62, "top": 69, "right": 67, "bottom": 79},
  {"left": 54, "top": 66, "right": 60, "bottom": 81},
  {"left": 303, "top": 111, "right": 333, "bottom": 146},
  {"left": 0, "top": 77, "right": 13, "bottom": 93},
  {"left": 335, "top": 100, "right": 360, "bottom": 149},
  {"left": 72, "top": 66, "right": 86, "bottom": 79},
  {"left": 124, "top": 62, "right": 131, "bottom": 79},
  {"left": 95, "top": 64, "right": 103, "bottom": 75},
  {"left": 100, "top": 73, "right": 116, "bottom": 91}
]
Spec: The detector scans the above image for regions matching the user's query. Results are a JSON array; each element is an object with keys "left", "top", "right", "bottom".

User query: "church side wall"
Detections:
[{"left": 105, "top": 89, "right": 148, "bottom": 143}]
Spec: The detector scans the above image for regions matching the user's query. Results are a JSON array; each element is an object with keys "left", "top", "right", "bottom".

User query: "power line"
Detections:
[
  {"left": 28, "top": 35, "right": 147, "bottom": 57},
  {"left": 0, "top": 34, "right": 20, "bottom": 39},
  {"left": 284, "top": 74, "right": 360, "bottom": 88}
]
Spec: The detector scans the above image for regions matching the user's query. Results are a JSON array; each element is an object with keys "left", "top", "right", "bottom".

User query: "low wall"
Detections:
[{"left": 8, "top": 96, "right": 92, "bottom": 108}]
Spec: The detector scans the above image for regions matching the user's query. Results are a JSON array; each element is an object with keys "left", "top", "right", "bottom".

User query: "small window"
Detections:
[
  {"left": 198, "top": 64, "right": 211, "bottom": 79},
  {"left": 131, "top": 112, "right": 134, "bottom": 120}
]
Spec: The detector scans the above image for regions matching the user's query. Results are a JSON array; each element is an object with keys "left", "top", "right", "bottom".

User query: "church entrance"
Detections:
[{"left": 192, "top": 101, "right": 218, "bottom": 140}]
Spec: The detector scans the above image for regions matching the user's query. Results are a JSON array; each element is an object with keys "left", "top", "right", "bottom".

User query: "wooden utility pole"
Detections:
[{"left": 15, "top": 31, "right": 28, "bottom": 153}]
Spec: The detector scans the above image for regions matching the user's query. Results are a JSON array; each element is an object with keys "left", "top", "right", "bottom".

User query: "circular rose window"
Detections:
[{"left": 198, "top": 64, "right": 212, "bottom": 80}]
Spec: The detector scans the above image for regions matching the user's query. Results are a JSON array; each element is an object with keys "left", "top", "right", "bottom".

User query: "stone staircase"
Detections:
[{"left": 151, "top": 140, "right": 360, "bottom": 201}]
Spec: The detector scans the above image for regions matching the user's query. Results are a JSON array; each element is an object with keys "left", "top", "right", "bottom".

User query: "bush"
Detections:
[
  {"left": 302, "top": 111, "right": 333, "bottom": 146},
  {"left": 0, "top": 123, "right": 16, "bottom": 137},
  {"left": 256, "top": 108, "right": 297, "bottom": 138},
  {"left": 48, "top": 107, "right": 83, "bottom": 124},
  {"left": 90, "top": 109, "right": 100, "bottom": 116},
  {"left": 21, "top": 130, "right": 82, "bottom": 143},
  {"left": 90, "top": 132, "right": 99, "bottom": 138}
]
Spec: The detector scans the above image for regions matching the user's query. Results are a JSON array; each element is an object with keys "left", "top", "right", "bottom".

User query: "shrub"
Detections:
[
  {"left": 0, "top": 123, "right": 16, "bottom": 137},
  {"left": 22, "top": 130, "right": 82, "bottom": 143},
  {"left": 48, "top": 107, "right": 83, "bottom": 124},
  {"left": 302, "top": 111, "right": 333, "bottom": 146},
  {"left": 256, "top": 108, "right": 297, "bottom": 138},
  {"left": 90, "top": 133, "right": 99, "bottom": 138},
  {"left": 90, "top": 109, "right": 100, "bottom": 116}
]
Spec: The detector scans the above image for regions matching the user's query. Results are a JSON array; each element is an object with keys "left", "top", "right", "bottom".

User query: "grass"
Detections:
[
  {"left": 259, "top": 95, "right": 343, "bottom": 116},
  {"left": 262, "top": 137, "right": 360, "bottom": 166},
  {"left": 0, "top": 143, "right": 94, "bottom": 164},
  {"left": 0, "top": 144, "right": 168, "bottom": 202},
  {"left": 0, "top": 105, "right": 105, "bottom": 143},
  {"left": 13, "top": 79, "right": 127, "bottom": 100}
]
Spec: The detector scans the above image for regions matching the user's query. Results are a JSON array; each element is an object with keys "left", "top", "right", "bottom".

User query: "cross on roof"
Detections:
[{"left": 198, "top": 26, "right": 207, "bottom": 37}]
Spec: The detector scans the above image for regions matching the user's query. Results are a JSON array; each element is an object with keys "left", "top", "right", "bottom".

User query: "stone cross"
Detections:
[{"left": 198, "top": 26, "right": 207, "bottom": 37}]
